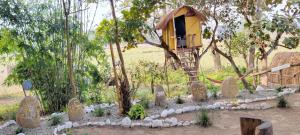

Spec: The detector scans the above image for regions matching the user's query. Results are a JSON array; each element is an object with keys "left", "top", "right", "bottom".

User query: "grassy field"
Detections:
[{"left": 116, "top": 43, "right": 300, "bottom": 71}]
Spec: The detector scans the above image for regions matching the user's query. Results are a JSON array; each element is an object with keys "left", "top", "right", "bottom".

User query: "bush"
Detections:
[
  {"left": 49, "top": 115, "right": 63, "bottom": 126},
  {"left": 208, "top": 85, "right": 219, "bottom": 99},
  {"left": 0, "top": 104, "right": 18, "bottom": 121},
  {"left": 196, "top": 109, "right": 212, "bottom": 127},
  {"left": 93, "top": 108, "right": 105, "bottom": 117},
  {"left": 140, "top": 97, "right": 150, "bottom": 109},
  {"left": 15, "top": 127, "right": 24, "bottom": 134},
  {"left": 276, "top": 87, "right": 283, "bottom": 93},
  {"left": 128, "top": 104, "right": 146, "bottom": 120},
  {"left": 175, "top": 96, "right": 185, "bottom": 104},
  {"left": 277, "top": 96, "right": 289, "bottom": 108}
]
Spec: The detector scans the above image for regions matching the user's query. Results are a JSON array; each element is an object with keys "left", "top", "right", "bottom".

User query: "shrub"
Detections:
[
  {"left": 175, "top": 96, "right": 185, "bottom": 104},
  {"left": 208, "top": 85, "right": 219, "bottom": 99},
  {"left": 0, "top": 104, "right": 18, "bottom": 121},
  {"left": 277, "top": 96, "right": 289, "bottom": 108},
  {"left": 93, "top": 108, "right": 105, "bottom": 117},
  {"left": 196, "top": 109, "right": 212, "bottom": 127},
  {"left": 276, "top": 87, "right": 283, "bottom": 93},
  {"left": 128, "top": 104, "right": 146, "bottom": 120},
  {"left": 50, "top": 115, "right": 63, "bottom": 126},
  {"left": 140, "top": 97, "right": 150, "bottom": 109},
  {"left": 15, "top": 127, "right": 24, "bottom": 134}
]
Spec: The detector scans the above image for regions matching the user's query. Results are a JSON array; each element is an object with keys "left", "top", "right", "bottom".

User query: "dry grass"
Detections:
[{"left": 110, "top": 43, "right": 300, "bottom": 71}]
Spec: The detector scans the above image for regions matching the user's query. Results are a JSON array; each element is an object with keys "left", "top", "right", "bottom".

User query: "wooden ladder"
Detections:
[{"left": 177, "top": 48, "right": 198, "bottom": 85}]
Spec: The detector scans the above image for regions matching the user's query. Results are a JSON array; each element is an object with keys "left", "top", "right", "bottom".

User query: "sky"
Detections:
[{"left": 85, "top": 0, "right": 124, "bottom": 31}]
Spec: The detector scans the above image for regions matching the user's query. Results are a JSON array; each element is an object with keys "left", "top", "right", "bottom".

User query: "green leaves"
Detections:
[
  {"left": 282, "top": 37, "right": 299, "bottom": 49},
  {"left": 203, "top": 27, "right": 212, "bottom": 39}
]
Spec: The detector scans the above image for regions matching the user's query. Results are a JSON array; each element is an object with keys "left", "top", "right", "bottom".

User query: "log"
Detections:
[
  {"left": 240, "top": 117, "right": 273, "bottom": 135},
  {"left": 240, "top": 117, "right": 262, "bottom": 135},
  {"left": 255, "top": 121, "right": 273, "bottom": 135}
]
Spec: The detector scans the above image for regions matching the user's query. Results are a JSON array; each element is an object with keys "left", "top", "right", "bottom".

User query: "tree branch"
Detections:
[{"left": 265, "top": 32, "right": 283, "bottom": 56}]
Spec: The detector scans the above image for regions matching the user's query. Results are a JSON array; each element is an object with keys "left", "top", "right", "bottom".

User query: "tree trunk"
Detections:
[
  {"left": 214, "top": 47, "right": 250, "bottom": 90},
  {"left": 261, "top": 56, "right": 268, "bottom": 70},
  {"left": 211, "top": 48, "right": 222, "bottom": 70},
  {"left": 63, "top": 0, "right": 77, "bottom": 98},
  {"left": 243, "top": 53, "right": 249, "bottom": 68},
  {"left": 109, "top": 0, "right": 131, "bottom": 114},
  {"left": 248, "top": 46, "right": 255, "bottom": 69},
  {"left": 109, "top": 42, "right": 123, "bottom": 113},
  {"left": 151, "top": 78, "right": 154, "bottom": 94}
]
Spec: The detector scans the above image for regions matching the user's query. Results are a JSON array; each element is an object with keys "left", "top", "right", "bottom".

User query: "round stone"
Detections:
[
  {"left": 16, "top": 96, "right": 41, "bottom": 128},
  {"left": 190, "top": 81, "right": 207, "bottom": 102},
  {"left": 155, "top": 85, "right": 167, "bottom": 106},
  {"left": 221, "top": 77, "right": 239, "bottom": 98},
  {"left": 68, "top": 98, "right": 84, "bottom": 122}
]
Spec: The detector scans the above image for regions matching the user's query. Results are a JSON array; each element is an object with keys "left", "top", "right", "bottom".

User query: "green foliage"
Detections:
[
  {"left": 0, "top": 1, "right": 109, "bottom": 113},
  {"left": 128, "top": 104, "right": 146, "bottom": 120},
  {"left": 277, "top": 96, "right": 289, "bottom": 108},
  {"left": 196, "top": 109, "right": 212, "bottom": 128},
  {"left": 93, "top": 108, "right": 105, "bottom": 117},
  {"left": 200, "top": 67, "right": 253, "bottom": 90},
  {"left": 229, "top": 32, "right": 251, "bottom": 57},
  {"left": 15, "top": 127, "right": 24, "bottom": 134},
  {"left": 209, "top": 85, "right": 219, "bottom": 99},
  {"left": 203, "top": 27, "right": 212, "bottom": 39},
  {"left": 0, "top": 104, "right": 18, "bottom": 121},
  {"left": 100, "top": 88, "right": 116, "bottom": 104},
  {"left": 50, "top": 115, "right": 63, "bottom": 126},
  {"left": 276, "top": 86, "right": 286, "bottom": 93},
  {"left": 140, "top": 96, "right": 150, "bottom": 109},
  {"left": 175, "top": 96, "right": 185, "bottom": 104}
]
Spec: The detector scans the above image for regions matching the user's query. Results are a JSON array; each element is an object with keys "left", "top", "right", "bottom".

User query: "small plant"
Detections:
[
  {"left": 15, "top": 127, "right": 24, "bottom": 134},
  {"left": 276, "top": 87, "right": 283, "bottom": 93},
  {"left": 140, "top": 97, "right": 150, "bottom": 109},
  {"left": 195, "top": 109, "right": 212, "bottom": 127},
  {"left": 277, "top": 96, "right": 289, "bottom": 108},
  {"left": 93, "top": 108, "right": 105, "bottom": 117},
  {"left": 175, "top": 96, "right": 185, "bottom": 104},
  {"left": 50, "top": 115, "right": 63, "bottom": 126},
  {"left": 128, "top": 104, "right": 146, "bottom": 120},
  {"left": 276, "top": 86, "right": 287, "bottom": 93}
]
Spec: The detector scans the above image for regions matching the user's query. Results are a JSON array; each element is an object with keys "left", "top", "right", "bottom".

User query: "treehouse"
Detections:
[
  {"left": 156, "top": 6, "right": 207, "bottom": 85},
  {"left": 156, "top": 6, "right": 207, "bottom": 51}
]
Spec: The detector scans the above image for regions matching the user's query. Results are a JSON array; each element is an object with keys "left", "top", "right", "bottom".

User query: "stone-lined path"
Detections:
[{"left": 70, "top": 93, "right": 300, "bottom": 135}]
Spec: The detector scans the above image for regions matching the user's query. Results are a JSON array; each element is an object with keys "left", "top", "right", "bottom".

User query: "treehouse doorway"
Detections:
[{"left": 175, "top": 15, "right": 186, "bottom": 48}]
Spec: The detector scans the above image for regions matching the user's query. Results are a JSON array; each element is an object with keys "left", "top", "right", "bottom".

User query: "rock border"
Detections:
[{"left": 1, "top": 88, "right": 297, "bottom": 135}]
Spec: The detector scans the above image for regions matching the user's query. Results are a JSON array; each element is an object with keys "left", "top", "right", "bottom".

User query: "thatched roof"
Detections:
[
  {"left": 270, "top": 52, "right": 300, "bottom": 67},
  {"left": 156, "top": 5, "right": 207, "bottom": 30}
]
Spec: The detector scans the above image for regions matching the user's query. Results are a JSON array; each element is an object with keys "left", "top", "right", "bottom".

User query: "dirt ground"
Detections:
[{"left": 71, "top": 93, "right": 300, "bottom": 135}]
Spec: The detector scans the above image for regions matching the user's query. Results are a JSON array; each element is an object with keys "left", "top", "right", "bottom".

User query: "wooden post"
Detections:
[
  {"left": 240, "top": 117, "right": 262, "bottom": 135},
  {"left": 240, "top": 117, "right": 273, "bottom": 135}
]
